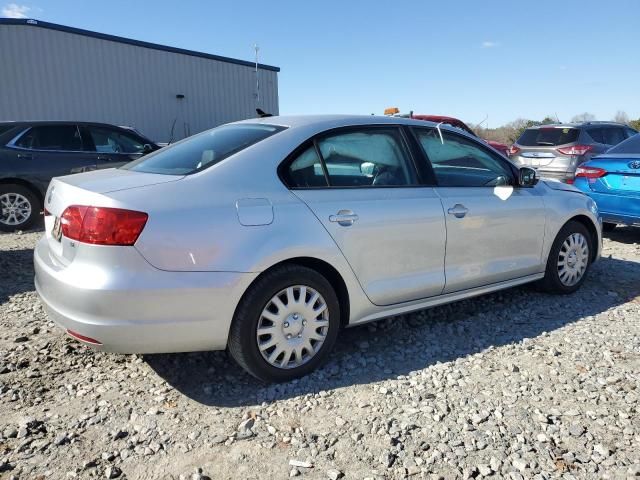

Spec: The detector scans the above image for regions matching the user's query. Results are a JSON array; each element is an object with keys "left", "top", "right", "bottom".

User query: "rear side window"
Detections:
[
  {"left": 586, "top": 128, "right": 605, "bottom": 144},
  {"left": 15, "top": 125, "right": 83, "bottom": 151},
  {"left": 123, "top": 123, "right": 285, "bottom": 175},
  {"left": 517, "top": 127, "right": 579, "bottom": 146},
  {"left": 607, "top": 134, "right": 640, "bottom": 154},
  {"left": 317, "top": 129, "right": 417, "bottom": 187},
  {"left": 286, "top": 145, "right": 328, "bottom": 187},
  {"left": 86, "top": 127, "right": 145, "bottom": 154},
  {"left": 602, "top": 127, "right": 626, "bottom": 146}
]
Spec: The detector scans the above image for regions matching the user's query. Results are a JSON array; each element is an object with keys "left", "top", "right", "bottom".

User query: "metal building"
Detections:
[{"left": 0, "top": 19, "right": 280, "bottom": 143}]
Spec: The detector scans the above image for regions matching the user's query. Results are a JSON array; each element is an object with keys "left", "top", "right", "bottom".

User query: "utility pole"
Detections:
[{"left": 254, "top": 43, "right": 260, "bottom": 104}]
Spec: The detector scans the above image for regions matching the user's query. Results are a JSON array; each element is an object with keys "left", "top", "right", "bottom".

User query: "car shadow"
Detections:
[
  {"left": 603, "top": 225, "right": 640, "bottom": 245},
  {"left": 146, "top": 254, "right": 640, "bottom": 407},
  {"left": 0, "top": 248, "right": 38, "bottom": 304}
]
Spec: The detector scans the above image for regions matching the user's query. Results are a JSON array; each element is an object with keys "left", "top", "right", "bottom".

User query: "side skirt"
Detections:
[{"left": 349, "top": 273, "right": 544, "bottom": 326}]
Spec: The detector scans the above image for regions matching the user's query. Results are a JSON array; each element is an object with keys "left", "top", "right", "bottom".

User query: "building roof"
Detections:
[{"left": 0, "top": 18, "right": 280, "bottom": 72}]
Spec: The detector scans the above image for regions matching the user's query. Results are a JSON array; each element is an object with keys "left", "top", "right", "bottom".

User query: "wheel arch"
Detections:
[
  {"left": 565, "top": 214, "right": 600, "bottom": 262},
  {"left": 234, "top": 256, "right": 351, "bottom": 328},
  {"left": 0, "top": 178, "right": 44, "bottom": 206}
]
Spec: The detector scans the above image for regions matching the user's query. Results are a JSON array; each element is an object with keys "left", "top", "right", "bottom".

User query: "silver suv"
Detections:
[{"left": 508, "top": 122, "right": 637, "bottom": 183}]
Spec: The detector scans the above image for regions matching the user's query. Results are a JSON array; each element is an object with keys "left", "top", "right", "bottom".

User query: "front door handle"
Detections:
[
  {"left": 329, "top": 209, "right": 359, "bottom": 226},
  {"left": 447, "top": 204, "right": 468, "bottom": 218},
  {"left": 17, "top": 153, "right": 33, "bottom": 160}
]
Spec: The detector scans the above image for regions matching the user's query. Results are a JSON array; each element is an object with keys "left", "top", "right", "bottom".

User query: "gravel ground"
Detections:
[{"left": 1, "top": 228, "right": 639, "bottom": 480}]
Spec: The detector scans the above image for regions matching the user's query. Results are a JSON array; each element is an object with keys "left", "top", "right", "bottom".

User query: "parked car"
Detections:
[
  {"left": 0, "top": 121, "right": 159, "bottom": 231},
  {"left": 508, "top": 122, "right": 637, "bottom": 183},
  {"left": 409, "top": 114, "right": 510, "bottom": 156},
  {"left": 34, "top": 115, "right": 601, "bottom": 382},
  {"left": 573, "top": 133, "right": 640, "bottom": 232}
]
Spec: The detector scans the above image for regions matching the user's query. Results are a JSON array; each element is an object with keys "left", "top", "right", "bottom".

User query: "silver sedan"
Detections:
[{"left": 34, "top": 115, "right": 602, "bottom": 382}]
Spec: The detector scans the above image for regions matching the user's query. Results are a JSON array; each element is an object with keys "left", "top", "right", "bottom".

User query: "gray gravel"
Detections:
[{"left": 1, "top": 228, "right": 639, "bottom": 479}]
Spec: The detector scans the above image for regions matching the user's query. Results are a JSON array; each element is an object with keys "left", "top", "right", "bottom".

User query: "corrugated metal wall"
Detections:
[{"left": 0, "top": 24, "right": 279, "bottom": 142}]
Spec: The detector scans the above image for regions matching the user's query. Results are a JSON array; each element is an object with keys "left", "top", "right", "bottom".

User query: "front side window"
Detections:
[
  {"left": 87, "top": 127, "right": 145, "bottom": 154},
  {"left": 415, "top": 128, "right": 513, "bottom": 187},
  {"left": 15, "top": 125, "right": 83, "bottom": 151},
  {"left": 123, "top": 123, "right": 285, "bottom": 175}
]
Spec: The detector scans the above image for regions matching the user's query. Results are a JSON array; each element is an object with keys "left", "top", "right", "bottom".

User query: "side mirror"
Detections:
[
  {"left": 142, "top": 144, "right": 154, "bottom": 154},
  {"left": 518, "top": 167, "right": 537, "bottom": 187}
]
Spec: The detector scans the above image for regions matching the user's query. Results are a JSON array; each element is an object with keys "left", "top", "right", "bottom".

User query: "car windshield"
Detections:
[
  {"left": 122, "top": 123, "right": 286, "bottom": 175},
  {"left": 607, "top": 133, "right": 640, "bottom": 154},
  {"left": 517, "top": 127, "right": 579, "bottom": 146}
]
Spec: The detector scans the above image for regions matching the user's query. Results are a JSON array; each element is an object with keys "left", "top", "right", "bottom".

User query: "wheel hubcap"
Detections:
[
  {"left": 256, "top": 285, "right": 329, "bottom": 369},
  {"left": 557, "top": 232, "right": 589, "bottom": 286},
  {"left": 0, "top": 193, "right": 32, "bottom": 226}
]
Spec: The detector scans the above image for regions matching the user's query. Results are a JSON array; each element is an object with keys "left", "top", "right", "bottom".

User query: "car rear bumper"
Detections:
[{"left": 33, "top": 236, "right": 258, "bottom": 353}]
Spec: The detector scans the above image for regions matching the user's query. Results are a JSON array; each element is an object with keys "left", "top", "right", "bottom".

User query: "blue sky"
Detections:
[{"left": 3, "top": 0, "right": 639, "bottom": 126}]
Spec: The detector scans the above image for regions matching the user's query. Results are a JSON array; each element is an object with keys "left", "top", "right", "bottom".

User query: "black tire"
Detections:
[
  {"left": 0, "top": 184, "right": 41, "bottom": 232},
  {"left": 539, "top": 220, "right": 593, "bottom": 294},
  {"left": 602, "top": 222, "right": 617, "bottom": 233},
  {"left": 228, "top": 264, "right": 341, "bottom": 382}
]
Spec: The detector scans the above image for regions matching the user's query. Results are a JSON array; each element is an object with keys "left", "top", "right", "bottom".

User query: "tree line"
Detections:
[{"left": 472, "top": 111, "right": 640, "bottom": 145}]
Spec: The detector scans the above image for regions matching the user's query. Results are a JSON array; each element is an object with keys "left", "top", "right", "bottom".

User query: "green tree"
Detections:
[{"left": 629, "top": 119, "right": 640, "bottom": 131}]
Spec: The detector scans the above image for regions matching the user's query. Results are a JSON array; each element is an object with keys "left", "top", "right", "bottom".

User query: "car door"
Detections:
[
  {"left": 283, "top": 126, "right": 446, "bottom": 306},
  {"left": 11, "top": 124, "right": 98, "bottom": 184},
  {"left": 412, "top": 127, "right": 546, "bottom": 293},
  {"left": 81, "top": 125, "right": 149, "bottom": 169}
]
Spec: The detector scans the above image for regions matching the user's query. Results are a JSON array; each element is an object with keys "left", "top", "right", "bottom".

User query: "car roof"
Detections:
[
  {"left": 234, "top": 114, "right": 468, "bottom": 133},
  {"left": 0, "top": 120, "right": 139, "bottom": 129}
]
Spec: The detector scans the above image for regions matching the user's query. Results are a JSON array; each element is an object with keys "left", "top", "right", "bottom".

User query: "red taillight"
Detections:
[
  {"left": 557, "top": 145, "right": 593, "bottom": 156},
  {"left": 60, "top": 205, "right": 147, "bottom": 246},
  {"left": 508, "top": 145, "right": 520, "bottom": 156},
  {"left": 575, "top": 166, "right": 607, "bottom": 179}
]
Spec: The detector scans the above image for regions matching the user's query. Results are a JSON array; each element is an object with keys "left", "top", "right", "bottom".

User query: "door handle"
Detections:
[
  {"left": 447, "top": 204, "right": 468, "bottom": 218},
  {"left": 97, "top": 156, "right": 111, "bottom": 161},
  {"left": 17, "top": 153, "right": 32, "bottom": 160},
  {"left": 329, "top": 210, "right": 359, "bottom": 226}
]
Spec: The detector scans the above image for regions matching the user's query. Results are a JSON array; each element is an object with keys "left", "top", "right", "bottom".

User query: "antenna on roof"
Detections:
[{"left": 254, "top": 43, "right": 260, "bottom": 104}]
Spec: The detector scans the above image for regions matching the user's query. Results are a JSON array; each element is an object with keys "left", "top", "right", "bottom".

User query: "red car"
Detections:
[{"left": 384, "top": 109, "right": 509, "bottom": 156}]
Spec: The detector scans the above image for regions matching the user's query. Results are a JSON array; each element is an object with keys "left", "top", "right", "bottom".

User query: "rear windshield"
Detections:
[
  {"left": 607, "top": 133, "right": 640, "bottom": 154},
  {"left": 122, "top": 123, "right": 286, "bottom": 175},
  {"left": 517, "top": 127, "right": 580, "bottom": 146}
]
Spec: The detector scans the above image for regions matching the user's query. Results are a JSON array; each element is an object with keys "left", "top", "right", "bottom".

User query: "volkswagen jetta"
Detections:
[{"left": 34, "top": 115, "right": 602, "bottom": 382}]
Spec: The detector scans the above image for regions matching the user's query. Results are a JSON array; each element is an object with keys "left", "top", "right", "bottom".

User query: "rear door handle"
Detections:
[
  {"left": 17, "top": 153, "right": 32, "bottom": 160},
  {"left": 329, "top": 210, "right": 359, "bottom": 226},
  {"left": 447, "top": 204, "right": 468, "bottom": 218}
]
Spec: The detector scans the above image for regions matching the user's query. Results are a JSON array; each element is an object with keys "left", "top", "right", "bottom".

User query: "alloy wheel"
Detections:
[
  {"left": 256, "top": 285, "right": 329, "bottom": 369},
  {"left": 0, "top": 193, "right": 32, "bottom": 226}
]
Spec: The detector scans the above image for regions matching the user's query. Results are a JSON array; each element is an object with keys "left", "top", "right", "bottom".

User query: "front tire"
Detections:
[
  {"left": 539, "top": 220, "right": 592, "bottom": 294},
  {"left": 228, "top": 264, "right": 341, "bottom": 382},
  {"left": 0, "top": 184, "right": 41, "bottom": 232}
]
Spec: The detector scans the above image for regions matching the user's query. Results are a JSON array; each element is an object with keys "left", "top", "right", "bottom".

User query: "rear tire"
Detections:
[
  {"left": 539, "top": 220, "right": 592, "bottom": 294},
  {"left": 0, "top": 184, "right": 41, "bottom": 232},
  {"left": 602, "top": 222, "right": 617, "bottom": 233},
  {"left": 228, "top": 264, "right": 341, "bottom": 382}
]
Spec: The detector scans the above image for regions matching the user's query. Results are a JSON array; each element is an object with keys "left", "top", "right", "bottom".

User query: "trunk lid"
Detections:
[{"left": 584, "top": 154, "right": 640, "bottom": 197}]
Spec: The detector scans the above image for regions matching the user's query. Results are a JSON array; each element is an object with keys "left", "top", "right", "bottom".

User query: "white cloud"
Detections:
[
  {"left": 2, "top": 3, "right": 31, "bottom": 18},
  {"left": 481, "top": 41, "right": 499, "bottom": 48}
]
